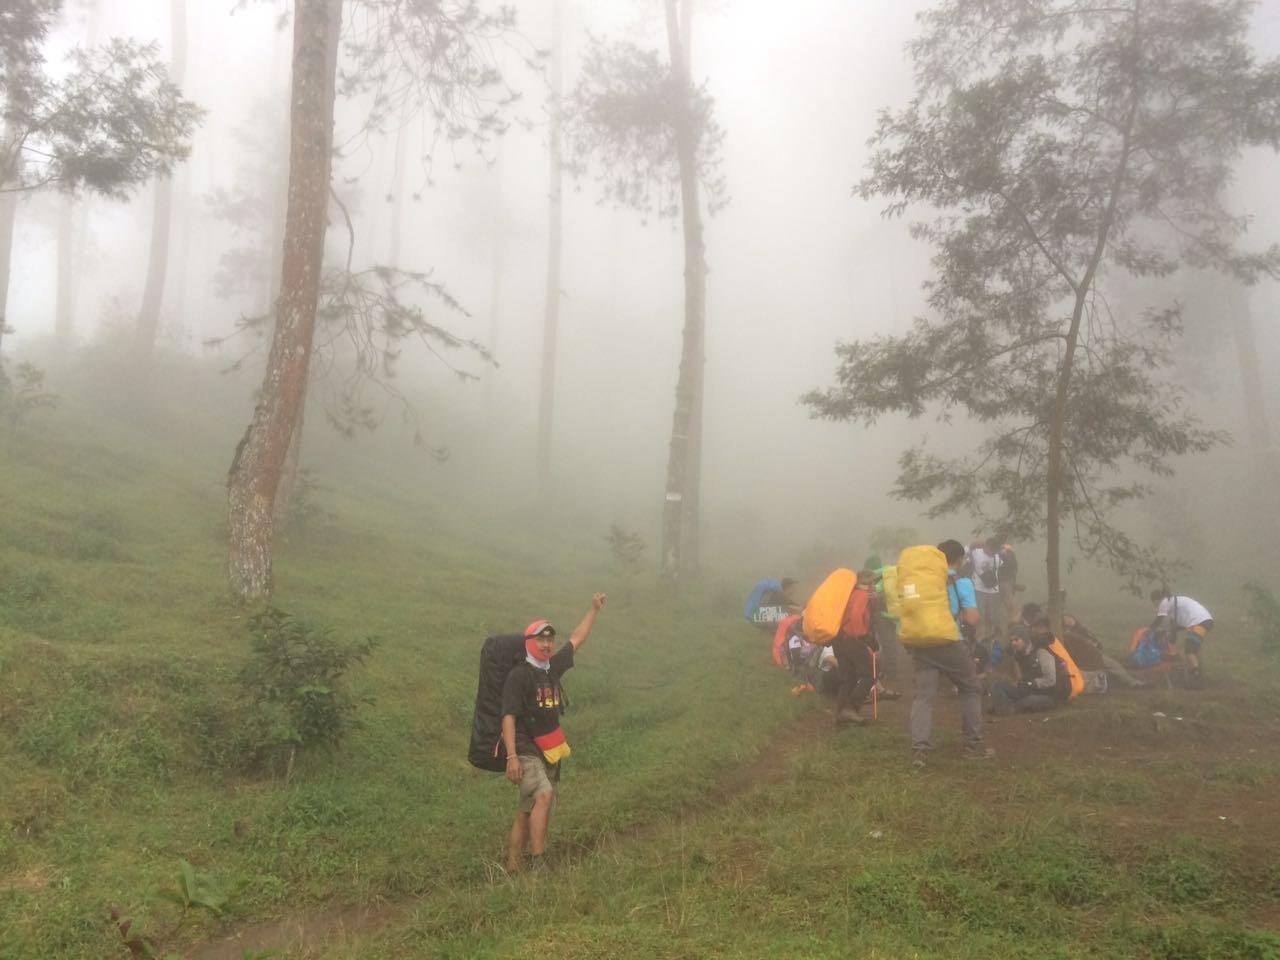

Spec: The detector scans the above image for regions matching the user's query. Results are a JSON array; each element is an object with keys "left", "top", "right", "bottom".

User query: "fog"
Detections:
[{"left": 7, "top": 0, "right": 1280, "bottom": 597}]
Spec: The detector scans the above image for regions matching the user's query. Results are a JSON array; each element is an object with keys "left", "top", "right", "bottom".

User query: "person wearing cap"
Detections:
[{"left": 500, "top": 592, "right": 606, "bottom": 874}]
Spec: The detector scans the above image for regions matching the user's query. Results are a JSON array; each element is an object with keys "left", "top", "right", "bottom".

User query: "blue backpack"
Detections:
[
  {"left": 1130, "top": 628, "right": 1168, "bottom": 669},
  {"left": 744, "top": 579, "right": 782, "bottom": 623}
]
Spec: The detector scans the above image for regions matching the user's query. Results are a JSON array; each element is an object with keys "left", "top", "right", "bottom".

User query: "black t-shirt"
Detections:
[{"left": 501, "top": 644, "right": 574, "bottom": 757}]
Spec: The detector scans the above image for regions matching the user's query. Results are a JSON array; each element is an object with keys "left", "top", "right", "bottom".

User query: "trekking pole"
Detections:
[{"left": 872, "top": 649, "right": 879, "bottom": 720}]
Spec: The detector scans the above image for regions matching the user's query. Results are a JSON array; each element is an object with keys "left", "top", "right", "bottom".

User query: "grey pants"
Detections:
[
  {"left": 873, "top": 614, "right": 900, "bottom": 681},
  {"left": 974, "top": 590, "right": 1004, "bottom": 643},
  {"left": 909, "top": 641, "right": 985, "bottom": 752},
  {"left": 1101, "top": 653, "right": 1144, "bottom": 688}
]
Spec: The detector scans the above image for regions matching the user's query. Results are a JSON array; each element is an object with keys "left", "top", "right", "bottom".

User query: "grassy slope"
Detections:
[
  {"left": 2, "top": 386, "right": 1279, "bottom": 960},
  {"left": 0, "top": 398, "right": 808, "bottom": 959}
]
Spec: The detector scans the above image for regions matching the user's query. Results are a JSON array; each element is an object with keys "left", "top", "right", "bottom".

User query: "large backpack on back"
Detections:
[
  {"left": 896, "top": 545, "right": 960, "bottom": 647},
  {"left": 802, "top": 568, "right": 858, "bottom": 645},
  {"left": 1046, "top": 637, "right": 1085, "bottom": 700},
  {"left": 468, "top": 634, "right": 525, "bottom": 772},
  {"left": 879, "top": 565, "right": 902, "bottom": 621}
]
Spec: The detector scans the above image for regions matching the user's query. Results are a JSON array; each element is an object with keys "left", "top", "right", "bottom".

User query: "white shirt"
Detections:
[
  {"left": 970, "top": 547, "right": 1001, "bottom": 595},
  {"left": 1156, "top": 596, "right": 1212, "bottom": 628}
]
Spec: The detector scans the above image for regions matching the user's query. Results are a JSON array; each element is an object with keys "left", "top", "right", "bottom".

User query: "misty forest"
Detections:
[{"left": 4, "top": 0, "right": 1280, "bottom": 957}]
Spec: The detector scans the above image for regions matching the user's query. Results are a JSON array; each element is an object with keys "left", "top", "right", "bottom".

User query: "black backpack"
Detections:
[{"left": 467, "top": 634, "right": 525, "bottom": 772}]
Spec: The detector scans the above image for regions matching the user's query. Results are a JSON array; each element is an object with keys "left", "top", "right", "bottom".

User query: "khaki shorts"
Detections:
[{"left": 518, "top": 755, "right": 560, "bottom": 814}]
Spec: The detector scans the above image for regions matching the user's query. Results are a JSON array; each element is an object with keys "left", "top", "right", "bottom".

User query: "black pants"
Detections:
[{"left": 831, "top": 635, "right": 875, "bottom": 714}]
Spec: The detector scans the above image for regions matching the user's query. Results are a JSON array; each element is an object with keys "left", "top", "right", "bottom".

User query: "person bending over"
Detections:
[{"left": 1149, "top": 591, "right": 1214, "bottom": 686}]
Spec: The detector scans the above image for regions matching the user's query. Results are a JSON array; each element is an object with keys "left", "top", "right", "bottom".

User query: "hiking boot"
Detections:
[
  {"left": 962, "top": 744, "right": 996, "bottom": 761},
  {"left": 526, "top": 854, "right": 551, "bottom": 877},
  {"left": 836, "top": 707, "right": 868, "bottom": 727},
  {"left": 911, "top": 750, "right": 927, "bottom": 770}
]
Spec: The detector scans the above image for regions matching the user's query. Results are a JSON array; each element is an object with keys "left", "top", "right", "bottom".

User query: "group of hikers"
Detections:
[
  {"left": 466, "top": 537, "right": 1215, "bottom": 874},
  {"left": 746, "top": 537, "right": 1215, "bottom": 768}
]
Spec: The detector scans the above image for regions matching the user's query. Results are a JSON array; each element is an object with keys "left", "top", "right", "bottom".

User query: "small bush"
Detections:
[
  {"left": 1243, "top": 582, "right": 1280, "bottom": 654},
  {"left": 0, "top": 361, "right": 58, "bottom": 424},
  {"left": 605, "top": 525, "right": 646, "bottom": 570},
  {"left": 239, "top": 608, "right": 378, "bottom": 782}
]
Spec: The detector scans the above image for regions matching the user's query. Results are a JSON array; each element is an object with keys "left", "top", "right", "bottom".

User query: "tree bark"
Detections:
[
  {"left": 0, "top": 186, "right": 16, "bottom": 361},
  {"left": 1226, "top": 284, "right": 1280, "bottom": 552},
  {"left": 388, "top": 125, "right": 407, "bottom": 267},
  {"left": 227, "top": 0, "right": 341, "bottom": 601},
  {"left": 1045, "top": 79, "right": 1138, "bottom": 635},
  {"left": 535, "top": 0, "right": 564, "bottom": 499},
  {"left": 134, "top": 0, "right": 188, "bottom": 358},
  {"left": 659, "top": 0, "right": 707, "bottom": 583}
]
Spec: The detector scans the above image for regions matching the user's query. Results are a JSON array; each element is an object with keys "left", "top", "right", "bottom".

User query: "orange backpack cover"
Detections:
[{"left": 802, "top": 569, "right": 858, "bottom": 645}]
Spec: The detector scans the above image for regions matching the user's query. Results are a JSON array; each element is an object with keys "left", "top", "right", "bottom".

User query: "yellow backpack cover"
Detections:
[
  {"left": 802, "top": 568, "right": 858, "bottom": 645},
  {"left": 895, "top": 546, "right": 959, "bottom": 647},
  {"left": 880, "top": 565, "right": 902, "bottom": 621}
]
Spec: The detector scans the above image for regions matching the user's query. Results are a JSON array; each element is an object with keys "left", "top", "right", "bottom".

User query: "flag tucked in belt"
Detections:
[{"left": 533, "top": 727, "right": 571, "bottom": 764}]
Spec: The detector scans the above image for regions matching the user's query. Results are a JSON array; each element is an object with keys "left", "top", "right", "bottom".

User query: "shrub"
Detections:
[
  {"left": 1242, "top": 582, "right": 1280, "bottom": 654},
  {"left": 239, "top": 608, "right": 378, "bottom": 782}
]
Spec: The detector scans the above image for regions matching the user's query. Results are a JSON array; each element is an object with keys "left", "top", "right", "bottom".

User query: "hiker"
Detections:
[
  {"left": 969, "top": 537, "right": 1005, "bottom": 646},
  {"left": 897, "top": 540, "right": 994, "bottom": 768},
  {"left": 1149, "top": 591, "right": 1214, "bottom": 685},
  {"left": 997, "top": 541, "right": 1020, "bottom": 626},
  {"left": 830, "top": 576, "right": 879, "bottom": 727},
  {"left": 989, "top": 618, "right": 1084, "bottom": 714},
  {"left": 745, "top": 577, "right": 800, "bottom": 628},
  {"left": 865, "top": 554, "right": 903, "bottom": 700},
  {"left": 501, "top": 592, "right": 606, "bottom": 874},
  {"left": 1060, "top": 612, "right": 1146, "bottom": 690}
]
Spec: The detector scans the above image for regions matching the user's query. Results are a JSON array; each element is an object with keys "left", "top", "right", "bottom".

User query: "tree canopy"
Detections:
[
  {"left": 805, "top": 0, "right": 1280, "bottom": 604},
  {"left": 1, "top": 1, "right": 200, "bottom": 197}
]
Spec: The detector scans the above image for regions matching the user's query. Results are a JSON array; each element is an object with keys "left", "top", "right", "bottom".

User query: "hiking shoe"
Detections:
[
  {"left": 962, "top": 744, "right": 996, "bottom": 761},
  {"left": 526, "top": 855, "right": 551, "bottom": 877},
  {"left": 911, "top": 750, "right": 927, "bottom": 770},
  {"left": 836, "top": 707, "right": 868, "bottom": 727}
]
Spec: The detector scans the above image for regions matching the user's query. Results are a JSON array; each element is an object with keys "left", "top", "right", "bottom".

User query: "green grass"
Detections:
[{"left": 1, "top": 373, "right": 1278, "bottom": 959}]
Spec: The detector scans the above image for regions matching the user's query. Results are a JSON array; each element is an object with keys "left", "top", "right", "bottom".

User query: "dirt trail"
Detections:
[
  {"left": 185, "top": 679, "right": 1280, "bottom": 958},
  {"left": 184, "top": 719, "right": 824, "bottom": 959}
]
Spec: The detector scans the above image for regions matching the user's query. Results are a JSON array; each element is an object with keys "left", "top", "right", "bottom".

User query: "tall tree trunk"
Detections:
[
  {"left": 135, "top": 0, "right": 188, "bottom": 358},
  {"left": 263, "top": 0, "right": 292, "bottom": 314},
  {"left": 484, "top": 166, "right": 505, "bottom": 416},
  {"left": 55, "top": 197, "right": 74, "bottom": 344},
  {"left": 535, "top": 0, "right": 563, "bottom": 499},
  {"left": 1045, "top": 90, "right": 1137, "bottom": 635},
  {"left": 227, "top": 0, "right": 341, "bottom": 601},
  {"left": 1227, "top": 284, "right": 1280, "bottom": 552},
  {"left": 388, "top": 125, "right": 407, "bottom": 267},
  {"left": 659, "top": 0, "right": 707, "bottom": 583},
  {"left": 0, "top": 187, "right": 16, "bottom": 362}
]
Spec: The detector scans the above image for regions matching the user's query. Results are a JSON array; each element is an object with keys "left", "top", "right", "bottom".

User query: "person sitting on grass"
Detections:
[
  {"left": 1060, "top": 611, "right": 1146, "bottom": 690},
  {"left": 501, "top": 592, "right": 606, "bottom": 875},
  {"left": 1149, "top": 591, "right": 1214, "bottom": 686},
  {"left": 989, "top": 619, "right": 1080, "bottom": 715}
]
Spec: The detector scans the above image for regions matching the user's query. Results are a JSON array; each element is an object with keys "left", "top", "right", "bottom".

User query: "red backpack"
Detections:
[{"left": 841, "top": 584, "right": 874, "bottom": 640}]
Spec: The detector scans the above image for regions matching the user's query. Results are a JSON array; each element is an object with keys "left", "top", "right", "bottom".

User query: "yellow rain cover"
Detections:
[
  {"left": 880, "top": 565, "right": 902, "bottom": 621},
  {"left": 802, "top": 568, "right": 858, "bottom": 645},
  {"left": 896, "top": 545, "right": 959, "bottom": 647}
]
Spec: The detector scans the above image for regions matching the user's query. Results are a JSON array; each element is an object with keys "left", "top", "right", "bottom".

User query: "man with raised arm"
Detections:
[{"left": 501, "top": 592, "right": 606, "bottom": 874}]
